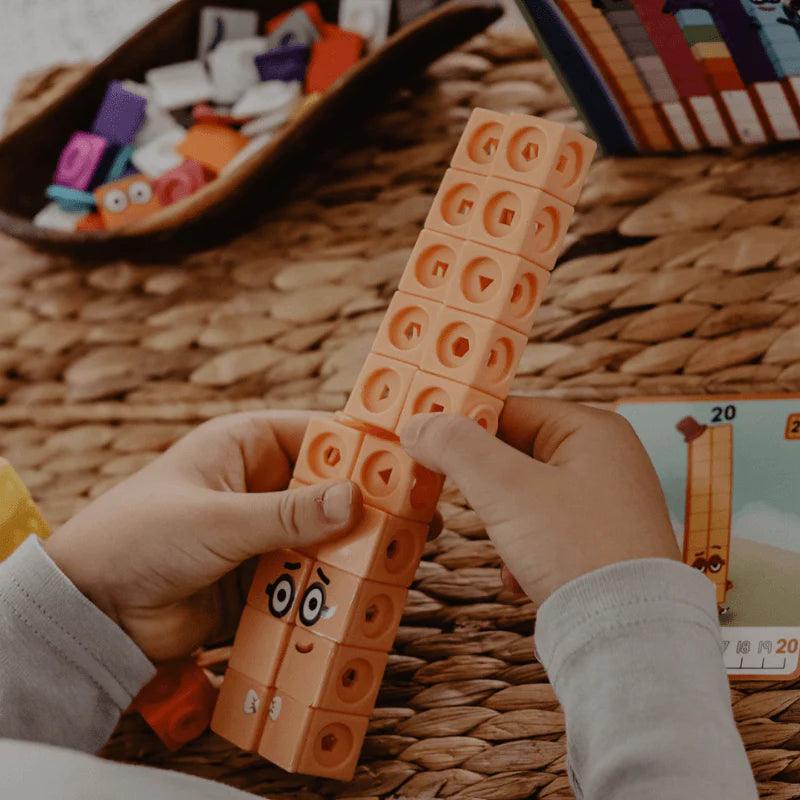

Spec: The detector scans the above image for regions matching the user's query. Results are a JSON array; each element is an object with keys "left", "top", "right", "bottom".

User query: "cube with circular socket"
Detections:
[
  {"left": 420, "top": 306, "right": 527, "bottom": 399},
  {"left": 371, "top": 291, "right": 442, "bottom": 367},
  {"left": 177, "top": 124, "right": 249, "bottom": 175},
  {"left": 343, "top": 352, "right": 416, "bottom": 431},
  {"left": 246, "top": 548, "right": 315, "bottom": 624},
  {"left": 258, "top": 691, "right": 368, "bottom": 780},
  {"left": 424, "top": 168, "right": 486, "bottom": 240},
  {"left": 276, "top": 627, "right": 388, "bottom": 716},
  {"left": 228, "top": 606, "right": 293, "bottom": 687},
  {"left": 444, "top": 240, "right": 550, "bottom": 334},
  {"left": 292, "top": 417, "right": 365, "bottom": 484},
  {"left": 449, "top": 106, "right": 507, "bottom": 177},
  {"left": 397, "top": 229, "right": 463, "bottom": 304},
  {"left": 398, "top": 370, "right": 503, "bottom": 435}
]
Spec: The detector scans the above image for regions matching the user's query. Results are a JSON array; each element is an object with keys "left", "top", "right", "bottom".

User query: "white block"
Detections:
[
  {"left": 131, "top": 128, "right": 186, "bottom": 177},
  {"left": 688, "top": 96, "right": 731, "bottom": 147},
  {"left": 267, "top": 8, "right": 320, "bottom": 48},
  {"left": 221, "top": 133, "right": 274, "bottom": 176},
  {"left": 339, "top": 0, "right": 391, "bottom": 50},
  {"left": 660, "top": 102, "right": 700, "bottom": 150},
  {"left": 145, "top": 60, "right": 214, "bottom": 110},
  {"left": 753, "top": 82, "right": 800, "bottom": 139},
  {"left": 721, "top": 90, "right": 767, "bottom": 144},
  {"left": 240, "top": 103, "right": 294, "bottom": 136},
  {"left": 198, "top": 6, "right": 259, "bottom": 59},
  {"left": 231, "top": 80, "right": 302, "bottom": 118},
  {"left": 767, "top": 112, "right": 800, "bottom": 140},
  {"left": 33, "top": 202, "right": 83, "bottom": 232},
  {"left": 208, "top": 36, "right": 269, "bottom": 104}
]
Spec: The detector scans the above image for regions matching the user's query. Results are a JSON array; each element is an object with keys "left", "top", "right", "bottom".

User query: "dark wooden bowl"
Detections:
[{"left": 0, "top": 0, "right": 501, "bottom": 260}]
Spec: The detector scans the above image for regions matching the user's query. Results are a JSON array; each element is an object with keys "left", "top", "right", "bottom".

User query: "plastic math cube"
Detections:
[
  {"left": 293, "top": 416, "right": 365, "bottom": 484},
  {"left": 371, "top": 291, "right": 442, "bottom": 367},
  {"left": 352, "top": 434, "right": 443, "bottom": 521},
  {"left": 305, "top": 32, "right": 364, "bottom": 93},
  {"left": 315, "top": 504, "right": 427, "bottom": 586},
  {"left": 211, "top": 668, "right": 273, "bottom": 751},
  {"left": 95, "top": 175, "right": 162, "bottom": 231},
  {"left": 268, "top": 6, "right": 321, "bottom": 48},
  {"left": 258, "top": 691, "right": 368, "bottom": 780},
  {"left": 177, "top": 124, "right": 249, "bottom": 175},
  {"left": 131, "top": 660, "right": 218, "bottom": 751},
  {"left": 343, "top": 352, "right": 416, "bottom": 431},
  {"left": 33, "top": 202, "right": 82, "bottom": 232},
  {"left": 338, "top": 0, "right": 391, "bottom": 50},
  {"left": 444, "top": 240, "right": 550, "bottom": 334},
  {"left": 145, "top": 60, "right": 214, "bottom": 110},
  {"left": 424, "top": 168, "right": 486, "bottom": 240},
  {"left": 53, "top": 132, "right": 109, "bottom": 191},
  {"left": 468, "top": 177, "right": 574, "bottom": 270},
  {"left": 0, "top": 459, "right": 50, "bottom": 562},
  {"left": 75, "top": 211, "right": 105, "bottom": 232},
  {"left": 255, "top": 44, "right": 310, "bottom": 82},
  {"left": 398, "top": 370, "right": 504, "bottom": 435},
  {"left": 131, "top": 128, "right": 186, "bottom": 178},
  {"left": 231, "top": 80, "right": 302, "bottom": 118},
  {"left": 246, "top": 548, "right": 314, "bottom": 623},
  {"left": 153, "top": 159, "right": 207, "bottom": 206},
  {"left": 91, "top": 81, "right": 146, "bottom": 146},
  {"left": 198, "top": 6, "right": 259, "bottom": 59},
  {"left": 228, "top": 606, "right": 292, "bottom": 685},
  {"left": 267, "top": 3, "right": 324, "bottom": 34},
  {"left": 293, "top": 560, "right": 407, "bottom": 651},
  {"left": 207, "top": 37, "right": 268, "bottom": 104},
  {"left": 397, "top": 229, "right": 463, "bottom": 303},
  {"left": 450, "top": 106, "right": 506, "bottom": 177},
  {"left": 420, "top": 305, "right": 527, "bottom": 399},
  {"left": 276, "top": 627, "right": 388, "bottom": 715}
]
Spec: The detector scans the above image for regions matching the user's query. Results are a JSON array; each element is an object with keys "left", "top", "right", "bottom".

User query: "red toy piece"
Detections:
[{"left": 305, "top": 30, "right": 364, "bottom": 93}]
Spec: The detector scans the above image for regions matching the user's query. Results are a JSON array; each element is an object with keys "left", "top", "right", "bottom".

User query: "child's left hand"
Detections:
[{"left": 44, "top": 411, "right": 366, "bottom": 662}]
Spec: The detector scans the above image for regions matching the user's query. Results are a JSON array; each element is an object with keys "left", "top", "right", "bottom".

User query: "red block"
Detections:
[
  {"left": 131, "top": 660, "right": 218, "bottom": 750},
  {"left": 153, "top": 160, "right": 208, "bottom": 206},
  {"left": 306, "top": 33, "right": 363, "bottom": 93}
]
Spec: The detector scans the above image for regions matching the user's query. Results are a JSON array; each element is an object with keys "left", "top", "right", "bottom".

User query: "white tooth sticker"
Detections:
[
  {"left": 321, "top": 604, "right": 337, "bottom": 620},
  {"left": 243, "top": 689, "right": 260, "bottom": 715},
  {"left": 269, "top": 695, "right": 283, "bottom": 720}
]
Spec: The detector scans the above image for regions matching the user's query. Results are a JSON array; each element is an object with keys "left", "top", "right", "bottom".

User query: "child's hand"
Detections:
[
  {"left": 45, "top": 411, "right": 364, "bottom": 662},
  {"left": 401, "top": 397, "right": 680, "bottom": 606}
]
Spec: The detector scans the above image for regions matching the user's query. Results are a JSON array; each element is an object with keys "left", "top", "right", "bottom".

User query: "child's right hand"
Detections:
[{"left": 400, "top": 397, "right": 681, "bottom": 606}]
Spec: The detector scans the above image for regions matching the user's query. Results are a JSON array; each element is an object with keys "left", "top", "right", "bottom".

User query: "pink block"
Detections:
[
  {"left": 153, "top": 160, "right": 207, "bottom": 206},
  {"left": 53, "top": 132, "right": 108, "bottom": 190}
]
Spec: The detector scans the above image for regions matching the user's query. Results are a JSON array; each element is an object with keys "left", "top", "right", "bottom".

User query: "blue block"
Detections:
[
  {"left": 46, "top": 184, "right": 95, "bottom": 213},
  {"left": 103, "top": 144, "right": 134, "bottom": 184}
]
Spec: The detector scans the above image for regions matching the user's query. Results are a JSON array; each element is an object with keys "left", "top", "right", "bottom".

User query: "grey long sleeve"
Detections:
[
  {"left": 535, "top": 558, "right": 758, "bottom": 800},
  {"left": 0, "top": 539, "right": 756, "bottom": 799}
]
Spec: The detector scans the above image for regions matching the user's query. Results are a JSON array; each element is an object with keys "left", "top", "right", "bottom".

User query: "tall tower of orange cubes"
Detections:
[
  {"left": 677, "top": 416, "right": 734, "bottom": 610},
  {"left": 211, "top": 108, "right": 597, "bottom": 779}
]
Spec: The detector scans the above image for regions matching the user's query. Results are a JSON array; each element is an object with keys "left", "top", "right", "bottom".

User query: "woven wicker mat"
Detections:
[{"left": 3, "top": 29, "right": 800, "bottom": 800}]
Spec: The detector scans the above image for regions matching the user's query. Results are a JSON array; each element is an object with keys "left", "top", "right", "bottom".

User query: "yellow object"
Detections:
[{"left": 0, "top": 458, "right": 50, "bottom": 561}]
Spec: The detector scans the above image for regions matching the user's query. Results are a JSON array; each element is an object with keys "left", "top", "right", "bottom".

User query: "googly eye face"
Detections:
[
  {"left": 128, "top": 180, "right": 153, "bottom": 205},
  {"left": 103, "top": 189, "right": 128, "bottom": 214},
  {"left": 266, "top": 574, "right": 295, "bottom": 618},
  {"left": 299, "top": 582, "right": 326, "bottom": 627},
  {"left": 707, "top": 555, "right": 725, "bottom": 574},
  {"left": 691, "top": 557, "right": 707, "bottom": 573}
]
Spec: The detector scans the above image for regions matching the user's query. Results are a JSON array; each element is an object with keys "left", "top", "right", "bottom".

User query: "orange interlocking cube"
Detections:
[
  {"left": 398, "top": 229, "right": 463, "bottom": 304},
  {"left": 176, "top": 124, "right": 248, "bottom": 175},
  {"left": 425, "top": 168, "right": 486, "bottom": 240},
  {"left": 95, "top": 174, "right": 162, "bottom": 230},
  {"left": 371, "top": 291, "right": 441, "bottom": 368},
  {"left": 211, "top": 668, "right": 273, "bottom": 751},
  {"left": 343, "top": 353, "right": 416, "bottom": 431},
  {"left": 305, "top": 31, "right": 363, "bottom": 93},
  {"left": 227, "top": 606, "right": 293, "bottom": 686},
  {"left": 293, "top": 417, "right": 365, "bottom": 484},
  {"left": 246, "top": 548, "right": 315, "bottom": 623}
]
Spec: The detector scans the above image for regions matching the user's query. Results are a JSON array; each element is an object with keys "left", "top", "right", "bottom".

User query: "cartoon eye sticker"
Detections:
[
  {"left": 691, "top": 556, "right": 707, "bottom": 573},
  {"left": 298, "top": 567, "right": 337, "bottom": 627},
  {"left": 103, "top": 188, "right": 128, "bottom": 214},
  {"left": 266, "top": 562, "right": 300, "bottom": 618},
  {"left": 128, "top": 180, "right": 153, "bottom": 205},
  {"left": 707, "top": 554, "right": 725, "bottom": 574}
]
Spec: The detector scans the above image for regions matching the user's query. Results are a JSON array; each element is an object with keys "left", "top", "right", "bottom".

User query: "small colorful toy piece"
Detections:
[
  {"left": 211, "top": 107, "right": 597, "bottom": 780},
  {"left": 95, "top": 174, "right": 162, "bottom": 231},
  {"left": 0, "top": 458, "right": 50, "bottom": 563},
  {"left": 90, "top": 81, "right": 147, "bottom": 146},
  {"left": 131, "top": 659, "right": 218, "bottom": 751}
]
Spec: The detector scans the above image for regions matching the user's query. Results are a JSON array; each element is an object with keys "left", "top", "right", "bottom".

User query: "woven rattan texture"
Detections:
[{"left": 3, "top": 31, "right": 800, "bottom": 800}]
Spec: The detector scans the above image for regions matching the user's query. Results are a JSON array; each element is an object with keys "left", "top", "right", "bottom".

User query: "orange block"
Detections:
[
  {"left": 293, "top": 416, "right": 365, "bottom": 484},
  {"left": 294, "top": 560, "right": 407, "bottom": 651},
  {"left": 467, "top": 177, "right": 574, "bottom": 270},
  {"left": 131, "top": 660, "right": 217, "bottom": 751},
  {"left": 314, "top": 504, "right": 428, "bottom": 585},
  {"left": 247, "top": 548, "right": 315, "bottom": 623},
  {"left": 176, "top": 124, "right": 248, "bottom": 175},
  {"left": 398, "top": 370, "right": 504, "bottom": 435},
  {"left": 445, "top": 240, "right": 550, "bottom": 334},
  {"left": 352, "top": 433, "right": 443, "bottom": 522},
  {"left": 75, "top": 211, "right": 105, "bottom": 231},
  {"left": 228, "top": 606, "right": 292, "bottom": 686},
  {"left": 343, "top": 352, "right": 416, "bottom": 431},
  {"left": 398, "top": 229, "right": 463, "bottom": 303},
  {"left": 450, "top": 107, "right": 507, "bottom": 177},
  {"left": 419, "top": 305, "right": 527, "bottom": 399},
  {"left": 95, "top": 175, "right": 161, "bottom": 231},
  {"left": 305, "top": 32, "right": 363, "bottom": 93},
  {"left": 258, "top": 691, "right": 368, "bottom": 779},
  {"left": 371, "top": 291, "right": 442, "bottom": 367},
  {"left": 276, "top": 627, "right": 387, "bottom": 715},
  {"left": 211, "top": 668, "right": 273, "bottom": 752},
  {"left": 424, "top": 168, "right": 486, "bottom": 240},
  {"left": 266, "top": 1, "right": 325, "bottom": 32}
]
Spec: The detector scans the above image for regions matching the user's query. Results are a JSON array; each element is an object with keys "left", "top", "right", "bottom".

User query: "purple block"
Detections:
[
  {"left": 91, "top": 81, "right": 147, "bottom": 145},
  {"left": 255, "top": 45, "right": 309, "bottom": 83},
  {"left": 53, "top": 132, "right": 109, "bottom": 191}
]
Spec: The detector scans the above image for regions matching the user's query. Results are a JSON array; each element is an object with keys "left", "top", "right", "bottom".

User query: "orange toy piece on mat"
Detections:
[
  {"left": 176, "top": 124, "right": 248, "bottom": 175},
  {"left": 95, "top": 175, "right": 161, "bottom": 231},
  {"left": 212, "top": 108, "right": 597, "bottom": 781},
  {"left": 0, "top": 458, "right": 50, "bottom": 562},
  {"left": 131, "top": 659, "right": 218, "bottom": 751},
  {"left": 305, "top": 30, "right": 364, "bottom": 93}
]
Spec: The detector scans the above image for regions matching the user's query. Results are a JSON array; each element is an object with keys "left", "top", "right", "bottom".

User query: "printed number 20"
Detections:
[{"left": 711, "top": 405, "right": 736, "bottom": 422}]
